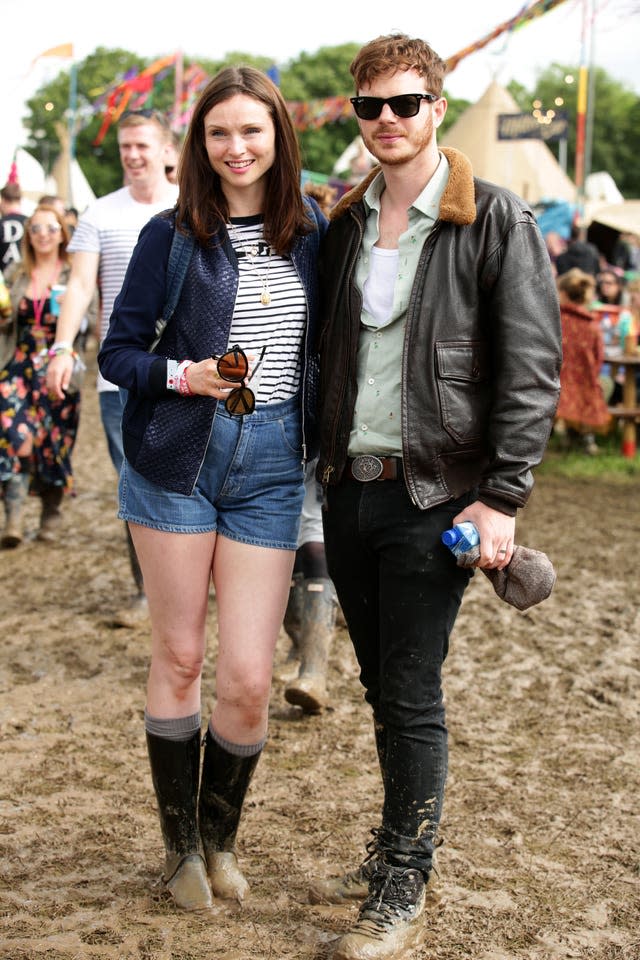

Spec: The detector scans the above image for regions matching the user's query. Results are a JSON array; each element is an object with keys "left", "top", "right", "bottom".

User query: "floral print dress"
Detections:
[{"left": 0, "top": 294, "right": 79, "bottom": 492}]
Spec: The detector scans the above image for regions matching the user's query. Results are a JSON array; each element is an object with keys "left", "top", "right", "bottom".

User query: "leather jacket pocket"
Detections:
[{"left": 435, "top": 340, "right": 490, "bottom": 444}]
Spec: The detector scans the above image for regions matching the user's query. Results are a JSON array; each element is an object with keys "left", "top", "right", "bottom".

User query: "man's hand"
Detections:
[{"left": 452, "top": 500, "right": 515, "bottom": 570}]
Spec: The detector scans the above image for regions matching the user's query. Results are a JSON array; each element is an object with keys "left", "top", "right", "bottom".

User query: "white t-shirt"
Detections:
[{"left": 69, "top": 184, "right": 179, "bottom": 392}]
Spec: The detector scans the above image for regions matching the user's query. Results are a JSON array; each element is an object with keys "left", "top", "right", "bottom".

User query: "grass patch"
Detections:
[{"left": 539, "top": 429, "right": 639, "bottom": 482}]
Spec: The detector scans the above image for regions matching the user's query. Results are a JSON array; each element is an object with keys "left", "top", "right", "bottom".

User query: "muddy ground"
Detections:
[{"left": 1, "top": 346, "right": 639, "bottom": 960}]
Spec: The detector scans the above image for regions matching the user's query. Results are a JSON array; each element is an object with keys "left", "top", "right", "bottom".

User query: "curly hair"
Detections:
[{"left": 350, "top": 33, "right": 447, "bottom": 96}]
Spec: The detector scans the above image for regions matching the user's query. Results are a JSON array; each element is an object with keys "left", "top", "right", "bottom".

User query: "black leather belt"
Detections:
[{"left": 347, "top": 455, "right": 403, "bottom": 482}]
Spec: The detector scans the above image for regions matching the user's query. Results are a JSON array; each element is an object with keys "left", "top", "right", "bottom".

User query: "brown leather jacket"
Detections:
[{"left": 316, "top": 147, "right": 561, "bottom": 516}]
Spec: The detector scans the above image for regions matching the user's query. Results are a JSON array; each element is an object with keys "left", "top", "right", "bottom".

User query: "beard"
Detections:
[{"left": 361, "top": 112, "right": 435, "bottom": 167}]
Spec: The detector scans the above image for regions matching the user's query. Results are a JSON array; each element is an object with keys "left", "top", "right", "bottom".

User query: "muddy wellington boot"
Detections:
[
  {"left": 37, "top": 485, "right": 63, "bottom": 542},
  {"left": 1, "top": 471, "right": 31, "bottom": 549},
  {"left": 145, "top": 730, "right": 213, "bottom": 911},
  {"left": 284, "top": 578, "right": 337, "bottom": 714},
  {"left": 198, "top": 729, "right": 262, "bottom": 902},
  {"left": 275, "top": 572, "right": 303, "bottom": 681}
]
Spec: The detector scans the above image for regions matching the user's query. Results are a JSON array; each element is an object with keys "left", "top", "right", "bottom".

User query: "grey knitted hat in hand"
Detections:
[{"left": 481, "top": 545, "right": 556, "bottom": 611}]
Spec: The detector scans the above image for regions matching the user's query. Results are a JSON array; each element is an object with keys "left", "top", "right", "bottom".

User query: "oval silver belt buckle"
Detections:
[{"left": 351, "top": 455, "right": 383, "bottom": 481}]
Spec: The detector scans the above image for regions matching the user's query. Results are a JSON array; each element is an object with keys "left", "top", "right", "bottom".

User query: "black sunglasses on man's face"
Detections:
[{"left": 350, "top": 93, "right": 439, "bottom": 121}]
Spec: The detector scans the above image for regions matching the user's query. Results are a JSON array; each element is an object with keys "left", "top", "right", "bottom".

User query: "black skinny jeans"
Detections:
[{"left": 323, "top": 475, "right": 473, "bottom": 877}]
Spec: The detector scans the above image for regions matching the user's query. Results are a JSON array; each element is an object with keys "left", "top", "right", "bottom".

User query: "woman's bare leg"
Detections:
[
  {"left": 128, "top": 523, "right": 217, "bottom": 717},
  {"left": 211, "top": 535, "right": 295, "bottom": 743}
]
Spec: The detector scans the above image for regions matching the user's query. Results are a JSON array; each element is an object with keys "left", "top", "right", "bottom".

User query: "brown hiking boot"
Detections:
[
  {"left": 309, "top": 856, "right": 379, "bottom": 904},
  {"left": 310, "top": 828, "right": 440, "bottom": 908},
  {"left": 332, "top": 864, "right": 426, "bottom": 960}
]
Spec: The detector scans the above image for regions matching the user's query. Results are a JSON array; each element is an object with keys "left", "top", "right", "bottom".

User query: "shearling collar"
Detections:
[{"left": 331, "top": 146, "right": 476, "bottom": 226}]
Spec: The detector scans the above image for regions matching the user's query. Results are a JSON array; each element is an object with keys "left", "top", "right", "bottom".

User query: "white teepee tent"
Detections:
[{"left": 440, "top": 81, "right": 576, "bottom": 205}]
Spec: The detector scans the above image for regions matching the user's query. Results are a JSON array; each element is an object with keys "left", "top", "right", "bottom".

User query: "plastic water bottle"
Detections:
[
  {"left": 618, "top": 309, "right": 634, "bottom": 352},
  {"left": 441, "top": 521, "right": 480, "bottom": 560}
]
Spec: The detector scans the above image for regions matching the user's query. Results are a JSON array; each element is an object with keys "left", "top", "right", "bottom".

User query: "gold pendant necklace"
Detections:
[{"left": 228, "top": 223, "right": 272, "bottom": 306}]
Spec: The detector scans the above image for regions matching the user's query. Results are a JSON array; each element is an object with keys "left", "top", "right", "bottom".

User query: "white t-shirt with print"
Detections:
[{"left": 70, "top": 184, "right": 179, "bottom": 392}]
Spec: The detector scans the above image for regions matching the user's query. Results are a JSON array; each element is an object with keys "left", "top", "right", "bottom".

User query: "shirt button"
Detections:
[
  {"left": 361, "top": 424, "right": 368, "bottom": 432},
  {"left": 368, "top": 378, "right": 375, "bottom": 385}
]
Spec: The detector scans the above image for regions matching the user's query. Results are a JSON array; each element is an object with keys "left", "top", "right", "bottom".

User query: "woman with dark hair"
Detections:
[
  {"left": 98, "top": 66, "right": 326, "bottom": 912},
  {"left": 596, "top": 267, "right": 626, "bottom": 306},
  {"left": 0, "top": 204, "right": 88, "bottom": 546}
]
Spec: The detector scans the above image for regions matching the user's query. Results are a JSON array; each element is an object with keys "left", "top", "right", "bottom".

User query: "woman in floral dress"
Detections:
[{"left": 0, "top": 204, "right": 86, "bottom": 547}]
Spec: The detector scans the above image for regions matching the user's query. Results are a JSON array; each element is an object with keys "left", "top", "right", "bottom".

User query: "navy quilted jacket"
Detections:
[{"left": 99, "top": 199, "right": 326, "bottom": 494}]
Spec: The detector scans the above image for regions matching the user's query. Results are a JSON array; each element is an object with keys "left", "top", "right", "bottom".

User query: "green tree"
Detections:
[
  {"left": 27, "top": 47, "right": 638, "bottom": 200},
  {"left": 440, "top": 93, "right": 471, "bottom": 136},
  {"left": 279, "top": 44, "right": 361, "bottom": 174},
  {"left": 512, "top": 64, "right": 640, "bottom": 197},
  {"left": 24, "top": 47, "right": 179, "bottom": 196}
]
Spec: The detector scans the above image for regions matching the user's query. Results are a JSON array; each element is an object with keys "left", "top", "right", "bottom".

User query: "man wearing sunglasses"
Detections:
[{"left": 314, "top": 34, "right": 561, "bottom": 960}]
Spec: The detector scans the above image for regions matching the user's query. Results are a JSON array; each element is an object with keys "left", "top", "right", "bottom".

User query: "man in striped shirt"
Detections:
[{"left": 46, "top": 110, "right": 179, "bottom": 626}]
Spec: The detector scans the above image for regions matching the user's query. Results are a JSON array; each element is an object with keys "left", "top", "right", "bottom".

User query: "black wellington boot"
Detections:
[
  {"left": 146, "top": 729, "right": 213, "bottom": 911},
  {"left": 198, "top": 729, "right": 262, "bottom": 902}
]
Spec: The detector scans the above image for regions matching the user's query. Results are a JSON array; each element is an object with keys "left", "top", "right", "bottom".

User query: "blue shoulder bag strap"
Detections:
[{"left": 148, "top": 225, "right": 195, "bottom": 353}]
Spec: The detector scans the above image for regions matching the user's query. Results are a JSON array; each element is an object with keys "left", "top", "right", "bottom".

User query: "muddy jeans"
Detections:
[{"left": 323, "top": 474, "right": 473, "bottom": 877}]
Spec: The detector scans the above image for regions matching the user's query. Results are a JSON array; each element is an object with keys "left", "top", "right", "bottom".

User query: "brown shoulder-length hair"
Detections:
[
  {"left": 176, "top": 66, "right": 309, "bottom": 254},
  {"left": 350, "top": 33, "right": 447, "bottom": 97},
  {"left": 19, "top": 204, "right": 71, "bottom": 275}
]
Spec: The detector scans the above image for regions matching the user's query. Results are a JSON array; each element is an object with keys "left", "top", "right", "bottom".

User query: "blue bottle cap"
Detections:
[{"left": 441, "top": 528, "right": 460, "bottom": 547}]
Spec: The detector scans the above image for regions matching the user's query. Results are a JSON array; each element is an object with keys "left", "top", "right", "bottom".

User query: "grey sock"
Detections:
[
  {"left": 208, "top": 720, "right": 265, "bottom": 757},
  {"left": 144, "top": 709, "right": 201, "bottom": 741}
]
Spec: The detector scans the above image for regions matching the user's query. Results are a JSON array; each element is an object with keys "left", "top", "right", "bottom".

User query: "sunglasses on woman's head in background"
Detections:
[{"left": 29, "top": 223, "right": 62, "bottom": 235}]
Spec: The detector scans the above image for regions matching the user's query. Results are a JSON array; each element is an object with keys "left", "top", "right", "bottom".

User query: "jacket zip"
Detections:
[{"left": 400, "top": 220, "right": 441, "bottom": 505}]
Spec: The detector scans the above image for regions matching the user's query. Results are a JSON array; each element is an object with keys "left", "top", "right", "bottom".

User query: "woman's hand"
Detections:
[
  {"left": 184, "top": 354, "right": 256, "bottom": 399},
  {"left": 46, "top": 352, "right": 74, "bottom": 400}
]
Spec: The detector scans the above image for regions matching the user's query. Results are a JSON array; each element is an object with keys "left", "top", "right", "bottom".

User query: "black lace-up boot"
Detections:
[
  {"left": 333, "top": 861, "right": 426, "bottom": 960},
  {"left": 308, "top": 829, "right": 380, "bottom": 904}
]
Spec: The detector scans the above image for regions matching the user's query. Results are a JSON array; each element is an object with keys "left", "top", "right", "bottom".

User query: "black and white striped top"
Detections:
[{"left": 227, "top": 216, "right": 306, "bottom": 404}]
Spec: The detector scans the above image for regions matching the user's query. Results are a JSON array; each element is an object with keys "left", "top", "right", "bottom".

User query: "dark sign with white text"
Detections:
[{"left": 497, "top": 112, "right": 568, "bottom": 142}]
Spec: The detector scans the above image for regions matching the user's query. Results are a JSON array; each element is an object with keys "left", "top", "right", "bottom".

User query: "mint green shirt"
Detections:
[{"left": 348, "top": 153, "right": 450, "bottom": 456}]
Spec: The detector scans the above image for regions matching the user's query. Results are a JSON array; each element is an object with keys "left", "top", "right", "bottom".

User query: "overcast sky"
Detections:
[{"left": 2, "top": 0, "right": 638, "bottom": 177}]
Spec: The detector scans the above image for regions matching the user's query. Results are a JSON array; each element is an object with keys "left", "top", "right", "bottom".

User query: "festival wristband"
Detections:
[
  {"left": 167, "top": 359, "right": 194, "bottom": 395},
  {"left": 48, "top": 342, "right": 76, "bottom": 358}
]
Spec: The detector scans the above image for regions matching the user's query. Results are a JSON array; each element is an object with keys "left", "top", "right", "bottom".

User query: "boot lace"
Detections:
[{"left": 352, "top": 864, "right": 424, "bottom": 941}]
